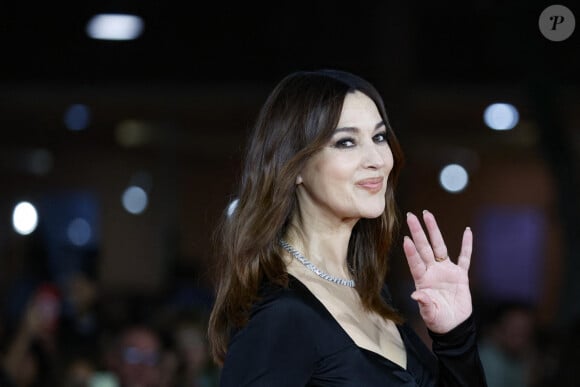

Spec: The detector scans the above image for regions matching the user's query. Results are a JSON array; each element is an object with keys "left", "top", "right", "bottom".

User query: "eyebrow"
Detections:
[{"left": 334, "top": 121, "right": 386, "bottom": 133}]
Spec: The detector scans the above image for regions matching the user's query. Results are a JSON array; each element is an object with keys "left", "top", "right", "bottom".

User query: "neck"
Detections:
[{"left": 284, "top": 212, "right": 357, "bottom": 278}]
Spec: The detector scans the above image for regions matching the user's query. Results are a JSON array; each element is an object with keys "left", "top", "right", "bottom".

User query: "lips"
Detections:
[{"left": 355, "top": 177, "right": 384, "bottom": 193}]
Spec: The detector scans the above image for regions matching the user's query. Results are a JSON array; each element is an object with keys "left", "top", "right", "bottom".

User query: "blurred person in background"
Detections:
[
  {"left": 107, "top": 323, "right": 178, "bottom": 387},
  {"left": 172, "top": 313, "right": 219, "bottom": 387},
  {"left": 63, "top": 357, "right": 96, "bottom": 387},
  {"left": 59, "top": 271, "right": 104, "bottom": 379},
  {"left": 532, "top": 317, "right": 580, "bottom": 387},
  {"left": 0, "top": 283, "right": 61, "bottom": 386},
  {"left": 478, "top": 301, "right": 536, "bottom": 387}
]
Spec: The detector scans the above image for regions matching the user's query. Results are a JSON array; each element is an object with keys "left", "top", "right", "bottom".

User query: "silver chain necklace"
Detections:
[{"left": 279, "top": 239, "right": 355, "bottom": 288}]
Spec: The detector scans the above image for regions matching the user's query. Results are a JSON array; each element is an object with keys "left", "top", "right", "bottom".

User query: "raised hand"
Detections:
[{"left": 403, "top": 210, "right": 473, "bottom": 334}]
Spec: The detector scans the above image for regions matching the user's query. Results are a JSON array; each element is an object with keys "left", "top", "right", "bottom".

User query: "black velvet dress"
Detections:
[{"left": 220, "top": 275, "right": 487, "bottom": 386}]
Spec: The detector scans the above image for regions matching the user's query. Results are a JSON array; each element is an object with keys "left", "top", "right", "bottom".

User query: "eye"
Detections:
[
  {"left": 373, "top": 131, "right": 388, "bottom": 143},
  {"left": 334, "top": 137, "right": 356, "bottom": 148}
]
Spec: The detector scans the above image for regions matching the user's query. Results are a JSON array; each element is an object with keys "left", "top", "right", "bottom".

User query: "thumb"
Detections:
[
  {"left": 411, "top": 290, "right": 430, "bottom": 306},
  {"left": 411, "top": 290, "right": 435, "bottom": 321}
]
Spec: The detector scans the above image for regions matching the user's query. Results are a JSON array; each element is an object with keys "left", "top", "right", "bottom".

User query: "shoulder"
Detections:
[
  {"left": 222, "top": 280, "right": 321, "bottom": 386},
  {"left": 249, "top": 277, "right": 326, "bottom": 328},
  {"left": 228, "top": 276, "right": 339, "bottom": 351}
]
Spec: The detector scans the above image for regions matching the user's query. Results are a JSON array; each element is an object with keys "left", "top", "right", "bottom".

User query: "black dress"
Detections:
[{"left": 221, "top": 275, "right": 487, "bottom": 386}]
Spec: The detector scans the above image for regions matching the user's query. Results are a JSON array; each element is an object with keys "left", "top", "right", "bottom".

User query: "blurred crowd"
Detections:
[
  {"left": 0, "top": 262, "right": 220, "bottom": 387},
  {"left": 474, "top": 299, "right": 580, "bottom": 387}
]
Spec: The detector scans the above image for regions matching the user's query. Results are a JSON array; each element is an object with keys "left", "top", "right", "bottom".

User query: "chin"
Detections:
[
  {"left": 363, "top": 200, "right": 386, "bottom": 218},
  {"left": 359, "top": 205, "right": 386, "bottom": 219},
  {"left": 361, "top": 211, "right": 384, "bottom": 219}
]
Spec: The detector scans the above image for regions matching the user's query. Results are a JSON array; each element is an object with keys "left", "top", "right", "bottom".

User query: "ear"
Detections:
[{"left": 296, "top": 174, "right": 303, "bottom": 185}]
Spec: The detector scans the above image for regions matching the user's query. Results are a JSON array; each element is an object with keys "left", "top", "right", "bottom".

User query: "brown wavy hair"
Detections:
[{"left": 208, "top": 69, "right": 405, "bottom": 365}]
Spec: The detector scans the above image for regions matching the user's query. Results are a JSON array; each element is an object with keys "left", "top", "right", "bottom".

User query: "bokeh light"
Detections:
[
  {"left": 64, "top": 104, "right": 91, "bottom": 131},
  {"left": 86, "top": 14, "right": 144, "bottom": 41},
  {"left": 483, "top": 103, "right": 519, "bottom": 130},
  {"left": 439, "top": 164, "right": 469, "bottom": 193},
  {"left": 227, "top": 198, "right": 239, "bottom": 217},
  {"left": 67, "top": 217, "right": 92, "bottom": 246},
  {"left": 122, "top": 186, "right": 148, "bottom": 215},
  {"left": 12, "top": 201, "right": 39, "bottom": 235}
]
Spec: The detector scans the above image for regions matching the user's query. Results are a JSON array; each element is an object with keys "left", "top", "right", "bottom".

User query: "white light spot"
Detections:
[
  {"left": 12, "top": 201, "right": 39, "bottom": 235},
  {"left": 483, "top": 103, "right": 519, "bottom": 131},
  {"left": 227, "top": 198, "right": 239, "bottom": 217},
  {"left": 67, "top": 218, "right": 92, "bottom": 246},
  {"left": 439, "top": 164, "right": 469, "bottom": 193},
  {"left": 122, "top": 186, "right": 148, "bottom": 214},
  {"left": 86, "top": 14, "right": 144, "bottom": 41}
]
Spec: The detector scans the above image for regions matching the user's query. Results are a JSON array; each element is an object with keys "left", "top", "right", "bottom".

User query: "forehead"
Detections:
[{"left": 337, "top": 91, "right": 381, "bottom": 126}]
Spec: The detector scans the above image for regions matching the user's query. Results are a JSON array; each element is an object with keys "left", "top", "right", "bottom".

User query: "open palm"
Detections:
[{"left": 403, "top": 211, "right": 473, "bottom": 334}]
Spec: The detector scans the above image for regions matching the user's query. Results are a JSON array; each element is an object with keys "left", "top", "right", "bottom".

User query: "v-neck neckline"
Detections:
[{"left": 287, "top": 273, "right": 409, "bottom": 371}]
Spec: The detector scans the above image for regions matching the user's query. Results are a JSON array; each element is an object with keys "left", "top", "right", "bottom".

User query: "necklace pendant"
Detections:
[{"left": 279, "top": 239, "right": 355, "bottom": 288}]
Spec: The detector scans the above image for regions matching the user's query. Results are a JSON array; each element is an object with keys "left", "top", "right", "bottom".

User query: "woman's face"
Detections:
[{"left": 296, "top": 91, "right": 393, "bottom": 222}]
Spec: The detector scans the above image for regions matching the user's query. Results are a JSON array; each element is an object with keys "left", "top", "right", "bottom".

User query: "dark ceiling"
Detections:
[{"left": 1, "top": 1, "right": 578, "bottom": 85}]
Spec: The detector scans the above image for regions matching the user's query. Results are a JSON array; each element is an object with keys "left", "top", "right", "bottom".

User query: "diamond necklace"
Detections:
[{"left": 278, "top": 239, "right": 355, "bottom": 288}]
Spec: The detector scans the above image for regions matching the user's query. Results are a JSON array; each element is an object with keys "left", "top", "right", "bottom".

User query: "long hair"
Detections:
[{"left": 208, "top": 69, "right": 405, "bottom": 364}]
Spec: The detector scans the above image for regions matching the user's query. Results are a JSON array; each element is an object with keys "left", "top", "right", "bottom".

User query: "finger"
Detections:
[
  {"left": 457, "top": 227, "right": 473, "bottom": 270},
  {"left": 406, "top": 212, "right": 434, "bottom": 264},
  {"left": 422, "top": 210, "right": 448, "bottom": 262},
  {"left": 403, "top": 236, "right": 426, "bottom": 280}
]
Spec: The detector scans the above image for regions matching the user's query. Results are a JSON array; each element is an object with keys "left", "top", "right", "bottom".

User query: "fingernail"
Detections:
[
  {"left": 422, "top": 209, "right": 429, "bottom": 215},
  {"left": 466, "top": 226, "right": 471, "bottom": 231},
  {"left": 406, "top": 212, "right": 412, "bottom": 217}
]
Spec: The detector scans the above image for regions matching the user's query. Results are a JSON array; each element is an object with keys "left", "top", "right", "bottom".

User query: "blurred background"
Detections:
[{"left": 0, "top": 1, "right": 578, "bottom": 386}]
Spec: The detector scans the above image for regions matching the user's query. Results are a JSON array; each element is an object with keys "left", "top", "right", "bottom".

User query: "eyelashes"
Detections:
[
  {"left": 374, "top": 132, "right": 388, "bottom": 143},
  {"left": 333, "top": 131, "right": 388, "bottom": 149},
  {"left": 334, "top": 138, "right": 355, "bottom": 148}
]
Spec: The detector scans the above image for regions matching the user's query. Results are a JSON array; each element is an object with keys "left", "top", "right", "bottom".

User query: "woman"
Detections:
[{"left": 208, "top": 69, "right": 487, "bottom": 386}]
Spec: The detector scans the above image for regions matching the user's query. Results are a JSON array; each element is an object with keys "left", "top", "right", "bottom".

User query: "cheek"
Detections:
[
  {"left": 384, "top": 148, "right": 394, "bottom": 170},
  {"left": 326, "top": 168, "right": 357, "bottom": 199},
  {"left": 308, "top": 156, "right": 354, "bottom": 186},
  {"left": 329, "top": 154, "right": 360, "bottom": 178}
]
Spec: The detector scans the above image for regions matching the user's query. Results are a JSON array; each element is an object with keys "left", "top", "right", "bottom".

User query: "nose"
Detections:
[{"left": 361, "top": 143, "right": 387, "bottom": 169}]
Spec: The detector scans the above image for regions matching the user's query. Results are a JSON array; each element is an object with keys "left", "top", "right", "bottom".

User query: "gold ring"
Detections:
[{"left": 434, "top": 255, "right": 448, "bottom": 262}]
